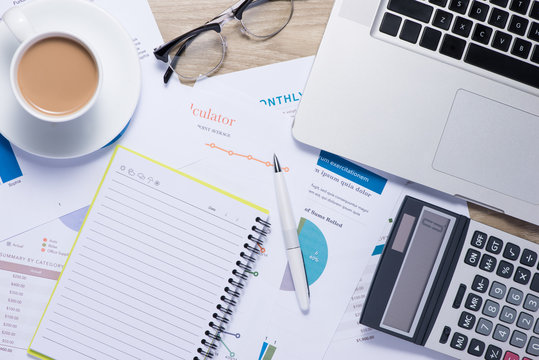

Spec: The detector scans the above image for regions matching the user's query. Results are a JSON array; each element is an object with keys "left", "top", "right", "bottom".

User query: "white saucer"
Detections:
[{"left": 0, "top": 0, "right": 141, "bottom": 159}]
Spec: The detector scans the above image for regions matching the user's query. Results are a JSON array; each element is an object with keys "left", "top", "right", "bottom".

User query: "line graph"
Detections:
[{"left": 205, "top": 143, "right": 290, "bottom": 172}]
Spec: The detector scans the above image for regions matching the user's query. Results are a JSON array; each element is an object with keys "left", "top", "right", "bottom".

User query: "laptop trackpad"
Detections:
[{"left": 433, "top": 89, "right": 539, "bottom": 205}]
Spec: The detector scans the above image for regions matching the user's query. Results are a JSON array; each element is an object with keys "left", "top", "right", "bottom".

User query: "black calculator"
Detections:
[{"left": 361, "top": 196, "right": 539, "bottom": 360}]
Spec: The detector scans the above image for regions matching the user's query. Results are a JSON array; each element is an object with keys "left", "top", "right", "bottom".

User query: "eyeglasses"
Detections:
[{"left": 153, "top": 0, "right": 294, "bottom": 83}]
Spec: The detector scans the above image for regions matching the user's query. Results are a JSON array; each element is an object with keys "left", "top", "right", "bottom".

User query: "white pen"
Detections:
[{"left": 273, "top": 154, "right": 310, "bottom": 312}]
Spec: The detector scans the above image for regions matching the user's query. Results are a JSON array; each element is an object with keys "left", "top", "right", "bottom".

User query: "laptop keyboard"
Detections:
[{"left": 377, "top": 0, "right": 539, "bottom": 89}]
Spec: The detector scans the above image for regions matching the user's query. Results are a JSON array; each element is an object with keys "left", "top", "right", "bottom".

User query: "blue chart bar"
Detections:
[
  {"left": 0, "top": 134, "right": 23, "bottom": 183},
  {"left": 258, "top": 342, "right": 268, "bottom": 360}
]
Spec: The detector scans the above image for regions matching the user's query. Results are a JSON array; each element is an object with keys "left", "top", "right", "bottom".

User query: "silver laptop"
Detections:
[{"left": 292, "top": 0, "right": 539, "bottom": 225}]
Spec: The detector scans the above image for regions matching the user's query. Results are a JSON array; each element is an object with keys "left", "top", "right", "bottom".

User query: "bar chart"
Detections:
[{"left": 0, "top": 135, "right": 23, "bottom": 184}]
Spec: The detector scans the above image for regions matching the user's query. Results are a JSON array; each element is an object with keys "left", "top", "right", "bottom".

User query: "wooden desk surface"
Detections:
[{"left": 148, "top": 0, "right": 539, "bottom": 243}]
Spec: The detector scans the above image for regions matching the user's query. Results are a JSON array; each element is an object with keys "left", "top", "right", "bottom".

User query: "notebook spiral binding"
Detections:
[{"left": 195, "top": 216, "right": 271, "bottom": 360}]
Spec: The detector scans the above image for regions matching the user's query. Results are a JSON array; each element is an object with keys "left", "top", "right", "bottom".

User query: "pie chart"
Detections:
[{"left": 280, "top": 217, "right": 328, "bottom": 290}]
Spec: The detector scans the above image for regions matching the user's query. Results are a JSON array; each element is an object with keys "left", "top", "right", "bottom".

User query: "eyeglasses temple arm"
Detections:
[
  {"left": 153, "top": 23, "right": 221, "bottom": 62},
  {"left": 232, "top": 0, "right": 255, "bottom": 20},
  {"left": 163, "top": 37, "right": 195, "bottom": 83}
]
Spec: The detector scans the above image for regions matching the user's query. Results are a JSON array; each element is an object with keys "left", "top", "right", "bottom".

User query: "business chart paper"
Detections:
[
  {"left": 182, "top": 85, "right": 409, "bottom": 359},
  {"left": 0, "top": 0, "right": 191, "bottom": 241},
  {"left": 194, "top": 60, "right": 470, "bottom": 359},
  {"left": 0, "top": 207, "right": 83, "bottom": 358}
]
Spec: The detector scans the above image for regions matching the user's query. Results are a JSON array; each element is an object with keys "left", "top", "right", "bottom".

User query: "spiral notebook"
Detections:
[{"left": 28, "top": 146, "right": 270, "bottom": 360}]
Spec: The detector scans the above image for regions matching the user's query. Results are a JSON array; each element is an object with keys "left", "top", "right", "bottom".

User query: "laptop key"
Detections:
[
  {"left": 511, "top": 38, "right": 532, "bottom": 58},
  {"left": 492, "top": 30, "right": 513, "bottom": 51},
  {"left": 440, "top": 33, "right": 467, "bottom": 59},
  {"left": 529, "top": 22, "right": 539, "bottom": 42},
  {"left": 400, "top": 19, "right": 422, "bottom": 43},
  {"left": 449, "top": 0, "right": 471, "bottom": 14},
  {"left": 429, "top": 0, "right": 448, "bottom": 6},
  {"left": 508, "top": 15, "right": 529, "bottom": 36},
  {"left": 489, "top": 8, "right": 509, "bottom": 28},
  {"left": 453, "top": 16, "right": 473, "bottom": 37},
  {"left": 380, "top": 12, "right": 403, "bottom": 36},
  {"left": 509, "top": 0, "right": 531, "bottom": 14},
  {"left": 433, "top": 9, "right": 454, "bottom": 30},
  {"left": 388, "top": 0, "right": 434, "bottom": 23},
  {"left": 490, "top": 0, "right": 509, "bottom": 7},
  {"left": 469, "top": 1, "right": 490, "bottom": 21},
  {"left": 420, "top": 27, "right": 442, "bottom": 50},
  {"left": 464, "top": 43, "right": 539, "bottom": 88},
  {"left": 533, "top": 45, "right": 539, "bottom": 64},
  {"left": 531, "top": 1, "right": 539, "bottom": 20},
  {"left": 472, "top": 23, "right": 493, "bottom": 44}
]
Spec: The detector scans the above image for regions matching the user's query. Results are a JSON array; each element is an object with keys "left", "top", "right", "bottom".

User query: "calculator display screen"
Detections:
[{"left": 381, "top": 208, "right": 455, "bottom": 336}]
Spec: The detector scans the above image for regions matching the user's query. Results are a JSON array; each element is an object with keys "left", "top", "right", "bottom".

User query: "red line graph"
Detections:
[{"left": 205, "top": 143, "right": 290, "bottom": 172}]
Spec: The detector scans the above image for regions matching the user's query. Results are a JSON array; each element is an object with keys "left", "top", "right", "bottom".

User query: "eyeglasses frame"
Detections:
[{"left": 153, "top": 0, "right": 294, "bottom": 83}]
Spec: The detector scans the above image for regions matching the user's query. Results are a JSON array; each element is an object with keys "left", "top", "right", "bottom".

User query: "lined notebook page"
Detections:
[{"left": 29, "top": 146, "right": 268, "bottom": 360}]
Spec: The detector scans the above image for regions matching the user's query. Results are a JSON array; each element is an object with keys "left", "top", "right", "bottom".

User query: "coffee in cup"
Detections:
[
  {"left": 16, "top": 35, "right": 99, "bottom": 117},
  {"left": 10, "top": 31, "right": 102, "bottom": 123}
]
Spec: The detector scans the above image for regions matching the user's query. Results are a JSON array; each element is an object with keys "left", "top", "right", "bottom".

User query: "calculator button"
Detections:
[
  {"left": 473, "top": 274, "right": 490, "bottom": 293},
  {"left": 520, "top": 248, "right": 537, "bottom": 267},
  {"left": 493, "top": 323, "right": 510, "bottom": 341},
  {"left": 514, "top": 266, "right": 531, "bottom": 285},
  {"left": 476, "top": 317, "right": 493, "bottom": 335},
  {"left": 527, "top": 335, "right": 539, "bottom": 356},
  {"left": 535, "top": 318, "right": 539, "bottom": 334},
  {"left": 480, "top": 254, "right": 497, "bottom": 272},
  {"left": 459, "top": 311, "right": 476, "bottom": 329},
  {"left": 503, "top": 242, "right": 520, "bottom": 260},
  {"left": 517, "top": 312, "right": 534, "bottom": 330},
  {"left": 467, "top": 338, "right": 485, "bottom": 356},
  {"left": 465, "top": 292, "right": 483, "bottom": 311},
  {"left": 465, "top": 248, "right": 481, "bottom": 266},
  {"left": 485, "top": 344, "right": 503, "bottom": 360},
  {"left": 486, "top": 236, "right": 503, "bottom": 254},
  {"left": 450, "top": 332, "right": 468, "bottom": 350},
  {"left": 471, "top": 231, "right": 487, "bottom": 248},
  {"left": 439, "top": 325, "right": 451, "bottom": 343},
  {"left": 499, "top": 305, "right": 517, "bottom": 324},
  {"left": 497, "top": 260, "right": 515, "bottom": 278},
  {"left": 510, "top": 330, "right": 527, "bottom": 348},
  {"left": 503, "top": 351, "right": 519, "bottom": 360},
  {"left": 453, "top": 284, "right": 467, "bottom": 308},
  {"left": 531, "top": 273, "right": 539, "bottom": 293},
  {"left": 483, "top": 299, "right": 500, "bottom": 317},
  {"left": 490, "top": 281, "right": 507, "bottom": 299},
  {"left": 507, "top": 287, "right": 524, "bottom": 305},
  {"left": 524, "top": 293, "right": 539, "bottom": 311}
]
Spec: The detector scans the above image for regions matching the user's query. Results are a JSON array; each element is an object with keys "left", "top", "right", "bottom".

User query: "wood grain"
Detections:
[
  {"left": 148, "top": 0, "right": 333, "bottom": 77},
  {"left": 148, "top": 0, "right": 539, "bottom": 243}
]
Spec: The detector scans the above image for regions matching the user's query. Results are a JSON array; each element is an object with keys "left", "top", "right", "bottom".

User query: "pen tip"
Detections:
[{"left": 273, "top": 154, "right": 281, "bottom": 173}]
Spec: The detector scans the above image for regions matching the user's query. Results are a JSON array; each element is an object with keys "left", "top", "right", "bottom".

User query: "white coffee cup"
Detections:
[{"left": 4, "top": 6, "right": 103, "bottom": 123}]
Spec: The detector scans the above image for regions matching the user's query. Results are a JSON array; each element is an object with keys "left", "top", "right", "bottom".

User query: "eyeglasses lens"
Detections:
[
  {"left": 168, "top": 30, "right": 225, "bottom": 80},
  {"left": 241, "top": 0, "right": 293, "bottom": 38}
]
